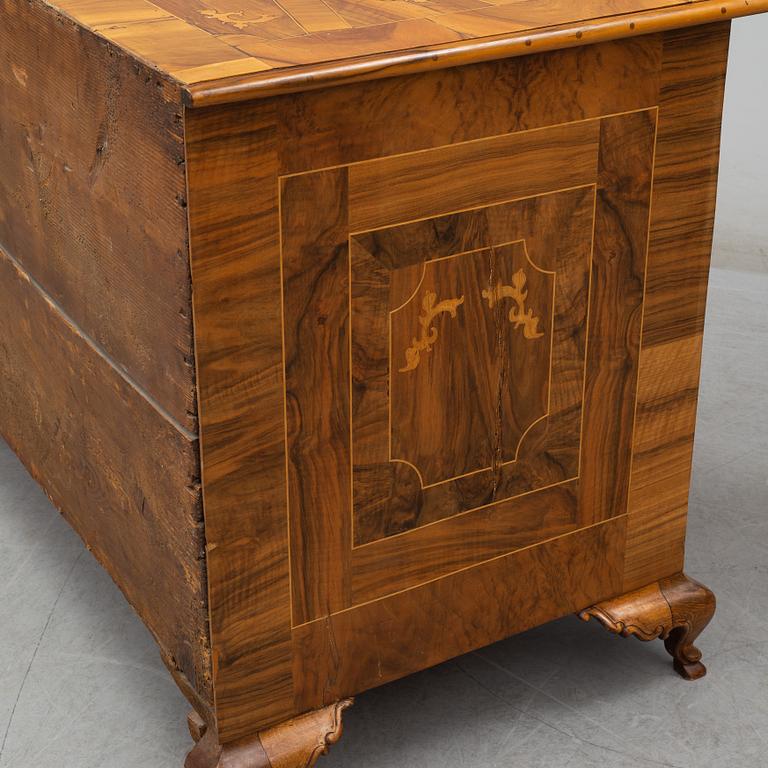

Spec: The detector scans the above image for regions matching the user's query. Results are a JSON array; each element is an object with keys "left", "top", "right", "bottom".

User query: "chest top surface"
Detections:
[{"left": 44, "top": 0, "right": 768, "bottom": 102}]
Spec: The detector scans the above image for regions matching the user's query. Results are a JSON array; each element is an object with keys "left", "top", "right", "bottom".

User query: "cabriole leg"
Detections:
[
  {"left": 579, "top": 573, "right": 716, "bottom": 680},
  {"left": 185, "top": 700, "right": 353, "bottom": 768}
]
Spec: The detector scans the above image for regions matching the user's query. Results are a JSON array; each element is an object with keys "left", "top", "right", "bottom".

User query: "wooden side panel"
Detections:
[
  {"left": 186, "top": 28, "right": 729, "bottom": 742},
  {"left": 350, "top": 187, "right": 596, "bottom": 543},
  {"left": 351, "top": 482, "right": 580, "bottom": 604},
  {"left": 293, "top": 516, "right": 626, "bottom": 712},
  {"left": 281, "top": 109, "right": 650, "bottom": 630},
  {"left": 630, "top": 336, "right": 705, "bottom": 518},
  {"left": 623, "top": 23, "right": 730, "bottom": 591},
  {"left": 0, "top": 0, "right": 195, "bottom": 430},
  {"left": 0, "top": 247, "right": 210, "bottom": 699},
  {"left": 185, "top": 103, "right": 294, "bottom": 742}
]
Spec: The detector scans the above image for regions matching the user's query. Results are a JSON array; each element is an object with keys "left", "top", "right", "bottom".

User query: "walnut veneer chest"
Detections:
[{"left": 2, "top": 1, "right": 766, "bottom": 765}]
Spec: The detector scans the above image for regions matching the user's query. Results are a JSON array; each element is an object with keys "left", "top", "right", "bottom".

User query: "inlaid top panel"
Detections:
[{"left": 44, "top": 0, "right": 768, "bottom": 102}]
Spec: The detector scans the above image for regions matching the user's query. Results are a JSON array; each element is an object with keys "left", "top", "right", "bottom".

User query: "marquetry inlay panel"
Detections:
[
  {"left": 350, "top": 197, "right": 592, "bottom": 545},
  {"left": 280, "top": 109, "right": 657, "bottom": 625}
]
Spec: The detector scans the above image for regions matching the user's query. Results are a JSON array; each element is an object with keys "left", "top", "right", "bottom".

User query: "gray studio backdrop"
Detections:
[{"left": 714, "top": 13, "right": 768, "bottom": 274}]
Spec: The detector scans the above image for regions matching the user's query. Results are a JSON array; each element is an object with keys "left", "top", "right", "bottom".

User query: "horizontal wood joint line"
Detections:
[
  {"left": 0, "top": 242, "right": 198, "bottom": 442},
  {"left": 181, "top": 0, "right": 768, "bottom": 106}
]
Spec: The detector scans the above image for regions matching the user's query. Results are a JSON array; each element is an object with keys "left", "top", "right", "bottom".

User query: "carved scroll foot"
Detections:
[
  {"left": 578, "top": 573, "right": 716, "bottom": 681},
  {"left": 185, "top": 700, "right": 353, "bottom": 768}
]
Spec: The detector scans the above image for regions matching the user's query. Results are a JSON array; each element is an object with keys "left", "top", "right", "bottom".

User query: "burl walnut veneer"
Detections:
[{"left": 1, "top": 0, "right": 765, "bottom": 764}]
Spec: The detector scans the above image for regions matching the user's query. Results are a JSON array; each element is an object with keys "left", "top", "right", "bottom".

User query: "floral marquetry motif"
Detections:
[
  {"left": 483, "top": 269, "right": 546, "bottom": 339},
  {"left": 400, "top": 266, "right": 544, "bottom": 372},
  {"left": 198, "top": 9, "right": 279, "bottom": 30},
  {"left": 350, "top": 205, "right": 589, "bottom": 541},
  {"left": 398, "top": 291, "right": 465, "bottom": 373},
  {"left": 385, "top": 239, "right": 560, "bottom": 494}
]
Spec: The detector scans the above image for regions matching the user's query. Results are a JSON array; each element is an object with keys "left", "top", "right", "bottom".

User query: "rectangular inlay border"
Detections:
[
  {"left": 279, "top": 108, "right": 658, "bottom": 627},
  {"left": 349, "top": 188, "right": 596, "bottom": 547}
]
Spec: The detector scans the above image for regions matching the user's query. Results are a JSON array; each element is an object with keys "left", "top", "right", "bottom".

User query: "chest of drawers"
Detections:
[{"left": 2, "top": 1, "right": 765, "bottom": 765}]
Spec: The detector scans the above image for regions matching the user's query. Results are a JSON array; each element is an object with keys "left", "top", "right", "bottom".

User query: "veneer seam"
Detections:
[{"left": 0, "top": 243, "right": 198, "bottom": 442}]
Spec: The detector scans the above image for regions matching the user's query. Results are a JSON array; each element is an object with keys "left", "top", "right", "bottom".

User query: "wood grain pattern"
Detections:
[
  {"left": 183, "top": 0, "right": 767, "bottom": 103},
  {"left": 622, "top": 23, "right": 729, "bottom": 592},
  {"left": 148, "top": 0, "right": 304, "bottom": 41},
  {"left": 642, "top": 24, "right": 729, "bottom": 346},
  {"left": 624, "top": 336, "right": 703, "bottom": 590},
  {"left": 348, "top": 187, "right": 595, "bottom": 543},
  {"left": 222, "top": 16, "right": 465, "bottom": 65},
  {"left": 577, "top": 108, "right": 656, "bottom": 525},
  {"left": 350, "top": 481, "right": 580, "bottom": 604},
  {"left": 347, "top": 120, "right": 599, "bottom": 231},
  {"left": 0, "top": 246, "right": 210, "bottom": 699},
  {"left": 27, "top": 0, "right": 766, "bottom": 102},
  {"left": 388, "top": 242, "right": 552, "bottom": 480},
  {"left": 274, "top": 111, "right": 651, "bottom": 706},
  {"left": 294, "top": 517, "right": 626, "bottom": 712},
  {"left": 0, "top": 0, "right": 196, "bottom": 430},
  {"left": 276, "top": 35, "right": 662, "bottom": 174},
  {"left": 281, "top": 168, "right": 352, "bottom": 627},
  {"left": 278, "top": 106, "right": 654, "bottom": 632},
  {"left": 102, "top": 16, "right": 254, "bottom": 72},
  {"left": 185, "top": 101, "right": 294, "bottom": 742},
  {"left": 278, "top": 0, "right": 352, "bottom": 33}
]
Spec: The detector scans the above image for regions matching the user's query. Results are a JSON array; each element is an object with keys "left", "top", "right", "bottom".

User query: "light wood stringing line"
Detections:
[
  {"left": 577, "top": 184, "right": 600, "bottom": 478},
  {"left": 291, "top": 513, "right": 627, "bottom": 630},
  {"left": 624, "top": 106, "right": 661, "bottom": 509},
  {"left": 280, "top": 107, "right": 653, "bottom": 183},
  {"left": 342, "top": 177, "right": 600, "bottom": 555},
  {"left": 277, "top": 178, "right": 297, "bottom": 631},
  {"left": 277, "top": 107, "right": 657, "bottom": 626}
]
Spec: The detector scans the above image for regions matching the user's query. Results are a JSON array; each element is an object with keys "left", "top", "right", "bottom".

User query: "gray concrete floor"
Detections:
[{"left": 2, "top": 18, "right": 768, "bottom": 768}]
